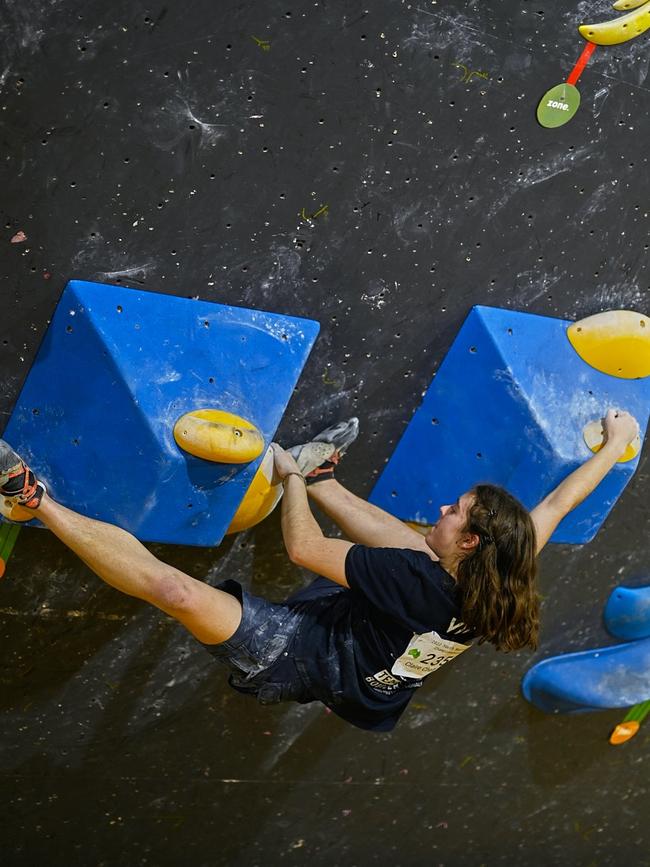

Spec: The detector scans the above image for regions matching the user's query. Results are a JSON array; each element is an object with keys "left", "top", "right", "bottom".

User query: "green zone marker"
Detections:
[
  {"left": 0, "top": 522, "right": 21, "bottom": 579},
  {"left": 537, "top": 41, "right": 597, "bottom": 128}
]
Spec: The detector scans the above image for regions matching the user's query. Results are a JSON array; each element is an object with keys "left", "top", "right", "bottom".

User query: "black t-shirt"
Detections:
[{"left": 288, "top": 545, "right": 476, "bottom": 731}]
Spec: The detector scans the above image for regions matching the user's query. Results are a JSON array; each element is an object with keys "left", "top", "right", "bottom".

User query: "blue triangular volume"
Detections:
[
  {"left": 370, "top": 305, "right": 650, "bottom": 544},
  {"left": 2, "top": 280, "right": 320, "bottom": 545}
]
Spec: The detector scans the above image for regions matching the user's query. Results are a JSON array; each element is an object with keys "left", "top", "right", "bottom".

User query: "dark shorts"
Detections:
[{"left": 201, "top": 579, "right": 316, "bottom": 705}]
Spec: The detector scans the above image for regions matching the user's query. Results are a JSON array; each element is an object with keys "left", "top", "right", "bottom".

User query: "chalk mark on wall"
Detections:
[
  {"left": 251, "top": 36, "right": 271, "bottom": 51},
  {"left": 453, "top": 62, "right": 489, "bottom": 84},
  {"left": 300, "top": 204, "right": 329, "bottom": 222}
]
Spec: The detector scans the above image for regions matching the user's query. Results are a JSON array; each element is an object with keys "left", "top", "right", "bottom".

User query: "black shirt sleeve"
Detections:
[{"left": 344, "top": 544, "right": 458, "bottom": 634}]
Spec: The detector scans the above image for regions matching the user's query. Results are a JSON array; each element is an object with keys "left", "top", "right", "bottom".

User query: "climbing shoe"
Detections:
[
  {"left": 0, "top": 440, "right": 46, "bottom": 520},
  {"left": 288, "top": 418, "right": 359, "bottom": 485}
]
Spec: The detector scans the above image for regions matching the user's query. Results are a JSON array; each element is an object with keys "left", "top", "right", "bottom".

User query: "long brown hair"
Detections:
[{"left": 455, "top": 484, "right": 539, "bottom": 652}]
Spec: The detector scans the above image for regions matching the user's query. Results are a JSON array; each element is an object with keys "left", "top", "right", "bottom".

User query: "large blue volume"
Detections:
[
  {"left": 1, "top": 280, "right": 320, "bottom": 546},
  {"left": 370, "top": 305, "right": 650, "bottom": 544},
  {"left": 521, "top": 640, "right": 650, "bottom": 713}
]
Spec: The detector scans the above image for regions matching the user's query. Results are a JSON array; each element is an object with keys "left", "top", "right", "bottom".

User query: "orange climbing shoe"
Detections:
[{"left": 0, "top": 440, "right": 46, "bottom": 520}]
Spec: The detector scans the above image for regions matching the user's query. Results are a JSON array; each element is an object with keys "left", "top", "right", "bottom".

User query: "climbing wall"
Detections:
[{"left": 1, "top": 1, "right": 650, "bottom": 865}]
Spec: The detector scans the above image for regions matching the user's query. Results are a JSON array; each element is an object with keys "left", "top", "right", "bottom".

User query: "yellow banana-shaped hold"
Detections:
[
  {"left": 613, "top": 0, "right": 648, "bottom": 11},
  {"left": 567, "top": 310, "right": 650, "bottom": 379},
  {"left": 174, "top": 409, "right": 264, "bottom": 463},
  {"left": 579, "top": 0, "right": 650, "bottom": 44},
  {"left": 226, "top": 446, "right": 283, "bottom": 533}
]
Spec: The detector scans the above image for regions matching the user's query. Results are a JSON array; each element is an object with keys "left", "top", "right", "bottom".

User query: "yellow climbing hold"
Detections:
[
  {"left": 567, "top": 310, "right": 650, "bottom": 379},
  {"left": 579, "top": 0, "right": 650, "bottom": 45},
  {"left": 583, "top": 419, "right": 641, "bottom": 463},
  {"left": 613, "top": 0, "right": 648, "bottom": 10},
  {"left": 226, "top": 446, "right": 282, "bottom": 533},
  {"left": 173, "top": 409, "right": 264, "bottom": 463}
]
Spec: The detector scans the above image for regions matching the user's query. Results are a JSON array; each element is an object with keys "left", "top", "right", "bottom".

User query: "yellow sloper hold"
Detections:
[
  {"left": 567, "top": 310, "right": 650, "bottom": 379},
  {"left": 579, "top": 0, "right": 650, "bottom": 45},
  {"left": 173, "top": 409, "right": 264, "bottom": 463},
  {"left": 227, "top": 446, "right": 282, "bottom": 533},
  {"left": 583, "top": 419, "right": 641, "bottom": 463}
]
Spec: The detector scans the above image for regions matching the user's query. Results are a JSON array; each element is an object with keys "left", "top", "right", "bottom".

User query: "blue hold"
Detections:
[
  {"left": 521, "top": 639, "right": 650, "bottom": 713},
  {"left": 370, "top": 305, "right": 650, "bottom": 544},
  {"left": 1, "top": 280, "right": 320, "bottom": 546},
  {"left": 604, "top": 583, "right": 650, "bottom": 641}
]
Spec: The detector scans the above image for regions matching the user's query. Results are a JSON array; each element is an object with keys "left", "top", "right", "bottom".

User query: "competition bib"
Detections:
[{"left": 391, "top": 630, "right": 471, "bottom": 679}]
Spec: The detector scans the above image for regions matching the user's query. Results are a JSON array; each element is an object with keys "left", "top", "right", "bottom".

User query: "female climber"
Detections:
[{"left": 0, "top": 408, "right": 640, "bottom": 731}]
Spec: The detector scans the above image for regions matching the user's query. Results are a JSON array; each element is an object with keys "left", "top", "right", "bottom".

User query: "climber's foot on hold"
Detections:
[
  {"left": 0, "top": 440, "right": 47, "bottom": 521},
  {"left": 288, "top": 418, "right": 359, "bottom": 485}
]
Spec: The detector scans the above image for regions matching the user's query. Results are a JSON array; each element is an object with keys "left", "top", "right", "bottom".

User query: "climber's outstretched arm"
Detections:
[
  {"left": 306, "top": 478, "right": 433, "bottom": 555},
  {"left": 272, "top": 443, "right": 428, "bottom": 586},
  {"left": 530, "top": 409, "right": 639, "bottom": 554}
]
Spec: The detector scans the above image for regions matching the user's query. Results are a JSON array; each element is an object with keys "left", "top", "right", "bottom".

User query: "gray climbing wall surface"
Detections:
[{"left": 1, "top": 0, "right": 649, "bottom": 864}]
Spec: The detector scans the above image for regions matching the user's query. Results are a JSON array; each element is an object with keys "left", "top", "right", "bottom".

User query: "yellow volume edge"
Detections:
[{"left": 227, "top": 447, "right": 282, "bottom": 533}]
